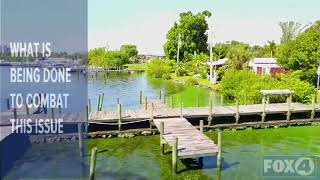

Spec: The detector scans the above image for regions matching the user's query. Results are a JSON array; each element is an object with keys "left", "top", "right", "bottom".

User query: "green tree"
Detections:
[
  {"left": 277, "top": 20, "right": 320, "bottom": 84},
  {"left": 226, "top": 41, "right": 253, "bottom": 70},
  {"left": 120, "top": 44, "right": 138, "bottom": 62},
  {"left": 163, "top": 11, "right": 212, "bottom": 61},
  {"left": 88, "top": 48, "right": 107, "bottom": 67},
  {"left": 279, "top": 21, "right": 308, "bottom": 44}
]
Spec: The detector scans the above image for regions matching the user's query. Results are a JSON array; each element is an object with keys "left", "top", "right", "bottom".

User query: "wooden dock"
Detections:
[
  {"left": 89, "top": 100, "right": 318, "bottom": 123},
  {"left": 153, "top": 118, "right": 218, "bottom": 159},
  {"left": 153, "top": 117, "right": 221, "bottom": 174}
]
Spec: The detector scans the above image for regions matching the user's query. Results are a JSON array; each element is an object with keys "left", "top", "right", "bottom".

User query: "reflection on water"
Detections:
[{"left": 88, "top": 72, "right": 222, "bottom": 112}]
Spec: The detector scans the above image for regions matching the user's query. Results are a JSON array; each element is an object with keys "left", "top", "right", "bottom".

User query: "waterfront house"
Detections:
[
  {"left": 248, "top": 58, "right": 284, "bottom": 75},
  {"left": 206, "top": 58, "right": 228, "bottom": 84}
]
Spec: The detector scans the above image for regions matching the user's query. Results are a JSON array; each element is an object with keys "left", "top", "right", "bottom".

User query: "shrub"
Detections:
[
  {"left": 162, "top": 73, "right": 172, "bottom": 80},
  {"left": 186, "top": 77, "right": 199, "bottom": 86},
  {"left": 147, "top": 58, "right": 172, "bottom": 78},
  {"left": 220, "top": 70, "right": 315, "bottom": 104}
]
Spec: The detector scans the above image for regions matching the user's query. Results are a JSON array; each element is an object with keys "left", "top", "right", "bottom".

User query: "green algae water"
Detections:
[
  {"left": 88, "top": 126, "right": 320, "bottom": 180},
  {"left": 87, "top": 72, "right": 320, "bottom": 179}
]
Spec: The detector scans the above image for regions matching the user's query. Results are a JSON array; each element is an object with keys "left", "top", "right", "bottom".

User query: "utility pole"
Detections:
[
  {"left": 209, "top": 26, "right": 215, "bottom": 84},
  {"left": 177, "top": 34, "right": 181, "bottom": 63}
]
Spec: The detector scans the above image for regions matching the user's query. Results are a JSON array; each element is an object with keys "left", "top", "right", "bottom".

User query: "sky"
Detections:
[{"left": 89, "top": 0, "right": 320, "bottom": 55}]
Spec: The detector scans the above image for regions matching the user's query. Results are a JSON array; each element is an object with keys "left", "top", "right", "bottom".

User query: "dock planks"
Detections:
[
  {"left": 153, "top": 118, "right": 218, "bottom": 159},
  {"left": 89, "top": 101, "right": 317, "bottom": 122}
]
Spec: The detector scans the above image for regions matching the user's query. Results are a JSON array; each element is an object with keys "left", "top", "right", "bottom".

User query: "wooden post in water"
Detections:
[
  {"left": 160, "top": 121, "right": 164, "bottom": 155},
  {"left": 200, "top": 120, "right": 204, "bottom": 133},
  {"left": 88, "top": 99, "right": 92, "bottom": 113},
  {"left": 99, "top": 93, "right": 104, "bottom": 111},
  {"left": 13, "top": 108, "right": 17, "bottom": 119},
  {"left": 180, "top": 101, "right": 183, "bottom": 118},
  {"left": 217, "top": 130, "right": 222, "bottom": 169},
  {"left": 235, "top": 99, "right": 240, "bottom": 124},
  {"left": 89, "top": 147, "right": 98, "bottom": 180},
  {"left": 311, "top": 94, "right": 316, "bottom": 120},
  {"left": 208, "top": 99, "right": 213, "bottom": 125},
  {"left": 163, "top": 94, "right": 166, "bottom": 104},
  {"left": 116, "top": 98, "right": 120, "bottom": 105},
  {"left": 97, "top": 95, "right": 101, "bottom": 111},
  {"left": 118, "top": 103, "right": 122, "bottom": 130},
  {"left": 139, "top": 90, "right": 143, "bottom": 105},
  {"left": 150, "top": 103, "right": 154, "bottom": 129},
  {"left": 159, "top": 90, "right": 162, "bottom": 100},
  {"left": 261, "top": 96, "right": 266, "bottom": 122},
  {"left": 145, "top": 96, "right": 148, "bottom": 110},
  {"left": 172, "top": 137, "right": 178, "bottom": 175},
  {"left": 286, "top": 94, "right": 292, "bottom": 121},
  {"left": 25, "top": 104, "right": 29, "bottom": 115},
  {"left": 85, "top": 105, "right": 89, "bottom": 138},
  {"left": 78, "top": 123, "right": 84, "bottom": 157},
  {"left": 7, "top": 98, "right": 10, "bottom": 110}
]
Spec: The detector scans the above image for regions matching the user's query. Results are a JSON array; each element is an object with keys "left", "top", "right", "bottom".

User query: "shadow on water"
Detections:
[{"left": 179, "top": 156, "right": 239, "bottom": 174}]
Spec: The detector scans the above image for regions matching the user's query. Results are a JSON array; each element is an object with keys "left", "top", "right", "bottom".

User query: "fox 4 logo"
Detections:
[{"left": 263, "top": 156, "right": 316, "bottom": 177}]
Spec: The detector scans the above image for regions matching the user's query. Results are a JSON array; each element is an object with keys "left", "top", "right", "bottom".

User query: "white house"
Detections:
[{"left": 248, "top": 58, "right": 284, "bottom": 75}]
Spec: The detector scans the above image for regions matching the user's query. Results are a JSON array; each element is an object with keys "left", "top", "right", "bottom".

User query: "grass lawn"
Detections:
[
  {"left": 170, "top": 73, "right": 219, "bottom": 90},
  {"left": 125, "top": 63, "right": 147, "bottom": 71}
]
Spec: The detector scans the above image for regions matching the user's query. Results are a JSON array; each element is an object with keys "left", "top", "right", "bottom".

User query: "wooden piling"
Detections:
[
  {"left": 78, "top": 123, "right": 84, "bottom": 157},
  {"left": 217, "top": 130, "right": 222, "bottom": 169},
  {"left": 172, "top": 137, "right": 178, "bottom": 175},
  {"left": 208, "top": 99, "right": 213, "bottom": 125},
  {"left": 25, "top": 104, "right": 29, "bottom": 115},
  {"left": 100, "top": 93, "right": 104, "bottom": 111},
  {"left": 85, "top": 105, "right": 89, "bottom": 138},
  {"left": 97, "top": 95, "right": 101, "bottom": 111},
  {"left": 311, "top": 94, "right": 316, "bottom": 120},
  {"left": 163, "top": 94, "right": 166, "bottom": 104},
  {"left": 235, "top": 99, "right": 240, "bottom": 124},
  {"left": 150, "top": 103, "right": 154, "bottom": 129},
  {"left": 286, "top": 94, "right": 292, "bottom": 121},
  {"left": 160, "top": 121, "right": 164, "bottom": 155},
  {"left": 89, "top": 147, "right": 98, "bottom": 180},
  {"left": 145, "top": 96, "right": 148, "bottom": 110},
  {"left": 88, "top": 99, "right": 92, "bottom": 113},
  {"left": 6, "top": 98, "right": 10, "bottom": 110},
  {"left": 117, "top": 98, "right": 120, "bottom": 105},
  {"left": 118, "top": 103, "right": 122, "bottom": 130},
  {"left": 13, "top": 108, "right": 17, "bottom": 119},
  {"left": 139, "top": 90, "right": 143, "bottom": 104},
  {"left": 200, "top": 120, "right": 204, "bottom": 133},
  {"left": 261, "top": 96, "right": 266, "bottom": 122},
  {"left": 159, "top": 90, "right": 162, "bottom": 100}
]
